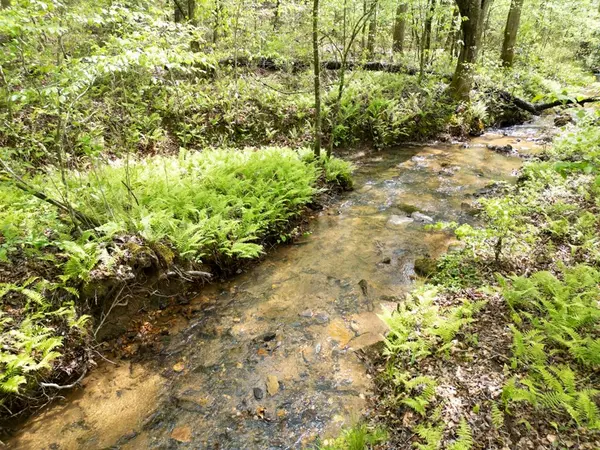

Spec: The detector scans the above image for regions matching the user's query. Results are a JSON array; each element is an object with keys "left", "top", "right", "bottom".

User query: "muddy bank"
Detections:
[{"left": 7, "top": 118, "right": 555, "bottom": 449}]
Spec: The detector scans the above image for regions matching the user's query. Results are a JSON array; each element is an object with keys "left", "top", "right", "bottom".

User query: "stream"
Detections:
[{"left": 8, "top": 118, "right": 555, "bottom": 450}]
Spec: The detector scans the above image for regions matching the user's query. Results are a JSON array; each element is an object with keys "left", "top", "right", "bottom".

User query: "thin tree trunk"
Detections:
[
  {"left": 174, "top": 0, "right": 186, "bottom": 22},
  {"left": 445, "top": 5, "right": 459, "bottom": 58},
  {"left": 273, "top": 0, "right": 281, "bottom": 29},
  {"left": 312, "top": 0, "right": 322, "bottom": 157},
  {"left": 500, "top": 0, "right": 524, "bottom": 67},
  {"left": 366, "top": 0, "right": 378, "bottom": 58},
  {"left": 392, "top": 2, "right": 408, "bottom": 53},
  {"left": 420, "top": 0, "right": 436, "bottom": 76},
  {"left": 213, "top": 0, "right": 222, "bottom": 44}
]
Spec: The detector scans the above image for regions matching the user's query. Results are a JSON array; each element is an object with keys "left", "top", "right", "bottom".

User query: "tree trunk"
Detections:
[
  {"left": 273, "top": 0, "right": 281, "bottom": 29},
  {"left": 174, "top": 0, "right": 185, "bottom": 22},
  {"left": 366, "top": 0, "right": 378, "bottom": 58},
  {"left": 450, "top": 0, "right": 492, "bottom": 100},
  {"left": 445, "top": 6, "right": 459, "bottom": 56},
  {"left": 312, "top": 0, "right": 322, "bottom": 157},
  {"left": 420, "top": 0, "right": 436, "bottom": 76},
  {"left": 500, "top": 0, "right": 524, "bottom": 67},
  {"left": 188, "top": 0, "right": 197, "bottom": 25},
  {"left": 392, "top": 3, "right": 408, "bottom": 53}
]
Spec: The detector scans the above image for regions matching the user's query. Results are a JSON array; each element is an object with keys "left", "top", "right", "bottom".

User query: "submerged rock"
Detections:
[
  {"left": 266, "top": 375, "right": 279, "bottom": 396},
  {"left": 411, "top": 212, "right": 434, "bottom": 223},
  {"left": 253, "top": 387, "right": 264, "bottom": 400},
  {"left": 387, "top": 215, "right": 413, "bottom": 226},
  {"left": 487, "top": 144, "right": 517, "bottom": 155},
  {"left": 554, "top": 114, "right": 573, "bottom": 127},
  {"left": 299, "top": 309, "right": 313, "bottom": 318},
  {"left": 314, "top": 312, "right": 330, "bottom": 324},
  {"left": 396, "top": 203, "right": 420, "bottom": 215}
]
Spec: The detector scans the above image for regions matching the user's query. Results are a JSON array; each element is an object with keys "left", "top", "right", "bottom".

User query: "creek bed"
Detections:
[{"left": 9, "top": 119, "right": 553, "bottom": 450}]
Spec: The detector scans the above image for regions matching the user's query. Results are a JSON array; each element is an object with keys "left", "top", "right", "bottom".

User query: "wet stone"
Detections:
[
  {"left": 314, "top": 312, "right": 330, "bottom": 324},
  {"left": 299, "top": 309, "right": 313, "bottom": 318},
  {"left": 253, "top": 387, "right": 264, "bottom": 400},
  {"left": 387, "top": 215, "right": 413, "bottom": 226},
  {"left": 411, "top": 212, "right": 434, "bottom": 223}
]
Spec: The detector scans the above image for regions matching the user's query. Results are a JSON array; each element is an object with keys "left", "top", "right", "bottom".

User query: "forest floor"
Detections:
[{"left": 341, "top": 105, "right": 600, "bottom": 450}]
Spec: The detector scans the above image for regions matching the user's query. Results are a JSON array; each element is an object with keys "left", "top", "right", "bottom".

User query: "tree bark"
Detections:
[
  {"left": 312, "top": 0, "right": 322, "bottom": 157},
  {"left": 392, "top": 2, "right": 408, "bottom": 53},
  {"left": 420, "top": 0, "right": 436, "bottom": 76},
  {"left": 450, "top": 0, "right": 493, "bottom": 100},
  {"left": 445, "top": 6, "right": 460, "bottom": 57},
  {"left": 500, "top": 0, "right": 524, "bottom": 67},
  {"left": 366, "top": 0, "right": 378, "bottom": 58}
]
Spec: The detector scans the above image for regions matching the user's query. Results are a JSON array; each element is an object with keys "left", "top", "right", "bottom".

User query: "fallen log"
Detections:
[
  {"left": 498, "top": 90, "right": 600, "bottom": 115},
  {"left": 217, "top": 56, "right": 440, "bottom": 77}
]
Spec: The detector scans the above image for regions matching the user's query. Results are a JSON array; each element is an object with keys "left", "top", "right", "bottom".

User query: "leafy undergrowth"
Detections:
[
  {"left": 368, "top": 113, "right": 600, "bottom": 449},
  {"left": 2, "top": 0, "right": 592, "bottom": 170},
  {"left": 0, "top": 146, "right": 352, "bottom": 421}
]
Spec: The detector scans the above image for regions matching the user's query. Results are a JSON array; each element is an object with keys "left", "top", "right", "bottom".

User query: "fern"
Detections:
[
  {"left": 448, "top": 419, "right": 474, "bottom": 450},
  {"left": 414, "top": 422, "right": 444, "bottom": 450},
  {"left": 491, "top": 403, "right": 504, "bottom": 429}
]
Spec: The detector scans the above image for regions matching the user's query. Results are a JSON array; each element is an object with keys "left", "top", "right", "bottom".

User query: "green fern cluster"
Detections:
[
  {"left": 412, "top": 417, "right": 473, "bottom": 450},
  {"left": 502, "top": 365, "right": 600, "bottom": 429},
  {"left": 47, "top": 147, "right": 348, "bottom": 267},
  {"left": 380, "top": 287, "right": 485, "bottom": 362},
  {"left": 499, "top": 265, "right": 600, "bottom": 429},
  {"left": 389, "top": 373, "right": 438, "bottom": 416},
  {"left": 0, "top": 281, "right": 90, "bottom": 398},
  {"left": 318, "top": 423, "right": 388, "bottom": 450}
]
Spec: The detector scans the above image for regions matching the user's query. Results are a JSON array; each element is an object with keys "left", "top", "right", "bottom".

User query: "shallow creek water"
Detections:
[{"left": 9, "top": 120, "right": 554, "bottom": 450}]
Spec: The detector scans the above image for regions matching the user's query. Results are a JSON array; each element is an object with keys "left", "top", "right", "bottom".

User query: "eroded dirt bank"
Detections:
[{"left": 8, "top": 118, "right": 554, "bottom": 450}]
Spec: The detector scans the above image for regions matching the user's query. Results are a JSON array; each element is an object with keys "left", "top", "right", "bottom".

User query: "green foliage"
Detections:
[
  {"left": 502, "top": 365, "right": 600, "bottom": 429},
  {"left": 394, "top": 373, "right": 438, "bottom": 416},
  {"left": 499, "top": 265, "right": 600, "bottom": 369},
  {"left": 447, "top": 419, "right": 473, "bottom": 450},
  {"left": 319, "top": 423, "right": 388, "bottom": 450},
  {"left": 491, "top": 403, "right": 504, "bottom": 429},
  {"left": 380, "top": 287, "right": 485, "bottom": 362},
  {"left": 43, "top": 147, "right": 340, "bottom": 266}
]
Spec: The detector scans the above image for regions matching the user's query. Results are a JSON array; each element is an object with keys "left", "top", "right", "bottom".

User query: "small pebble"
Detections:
[
  {"left": 253, "top": 387, "right": 264, "bottom": 400},
  {"left": 314, "top": 312, "right": 330, "bottom": 324},
  {"left": 299, "top": 309, "right": 313, "bottom": 318}
]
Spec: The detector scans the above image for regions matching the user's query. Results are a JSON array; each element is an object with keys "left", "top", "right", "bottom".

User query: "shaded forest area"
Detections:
[{"left": 0, "top": 0, "right": 600, "bottom": 448}]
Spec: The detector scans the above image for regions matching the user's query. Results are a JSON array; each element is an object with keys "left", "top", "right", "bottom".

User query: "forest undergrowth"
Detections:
[
  {"left": 1, "top": 0, "right": 600, "bottom": 435},
  {"left": 342, "top": 113, "right": 600, "bottom": 450}
]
